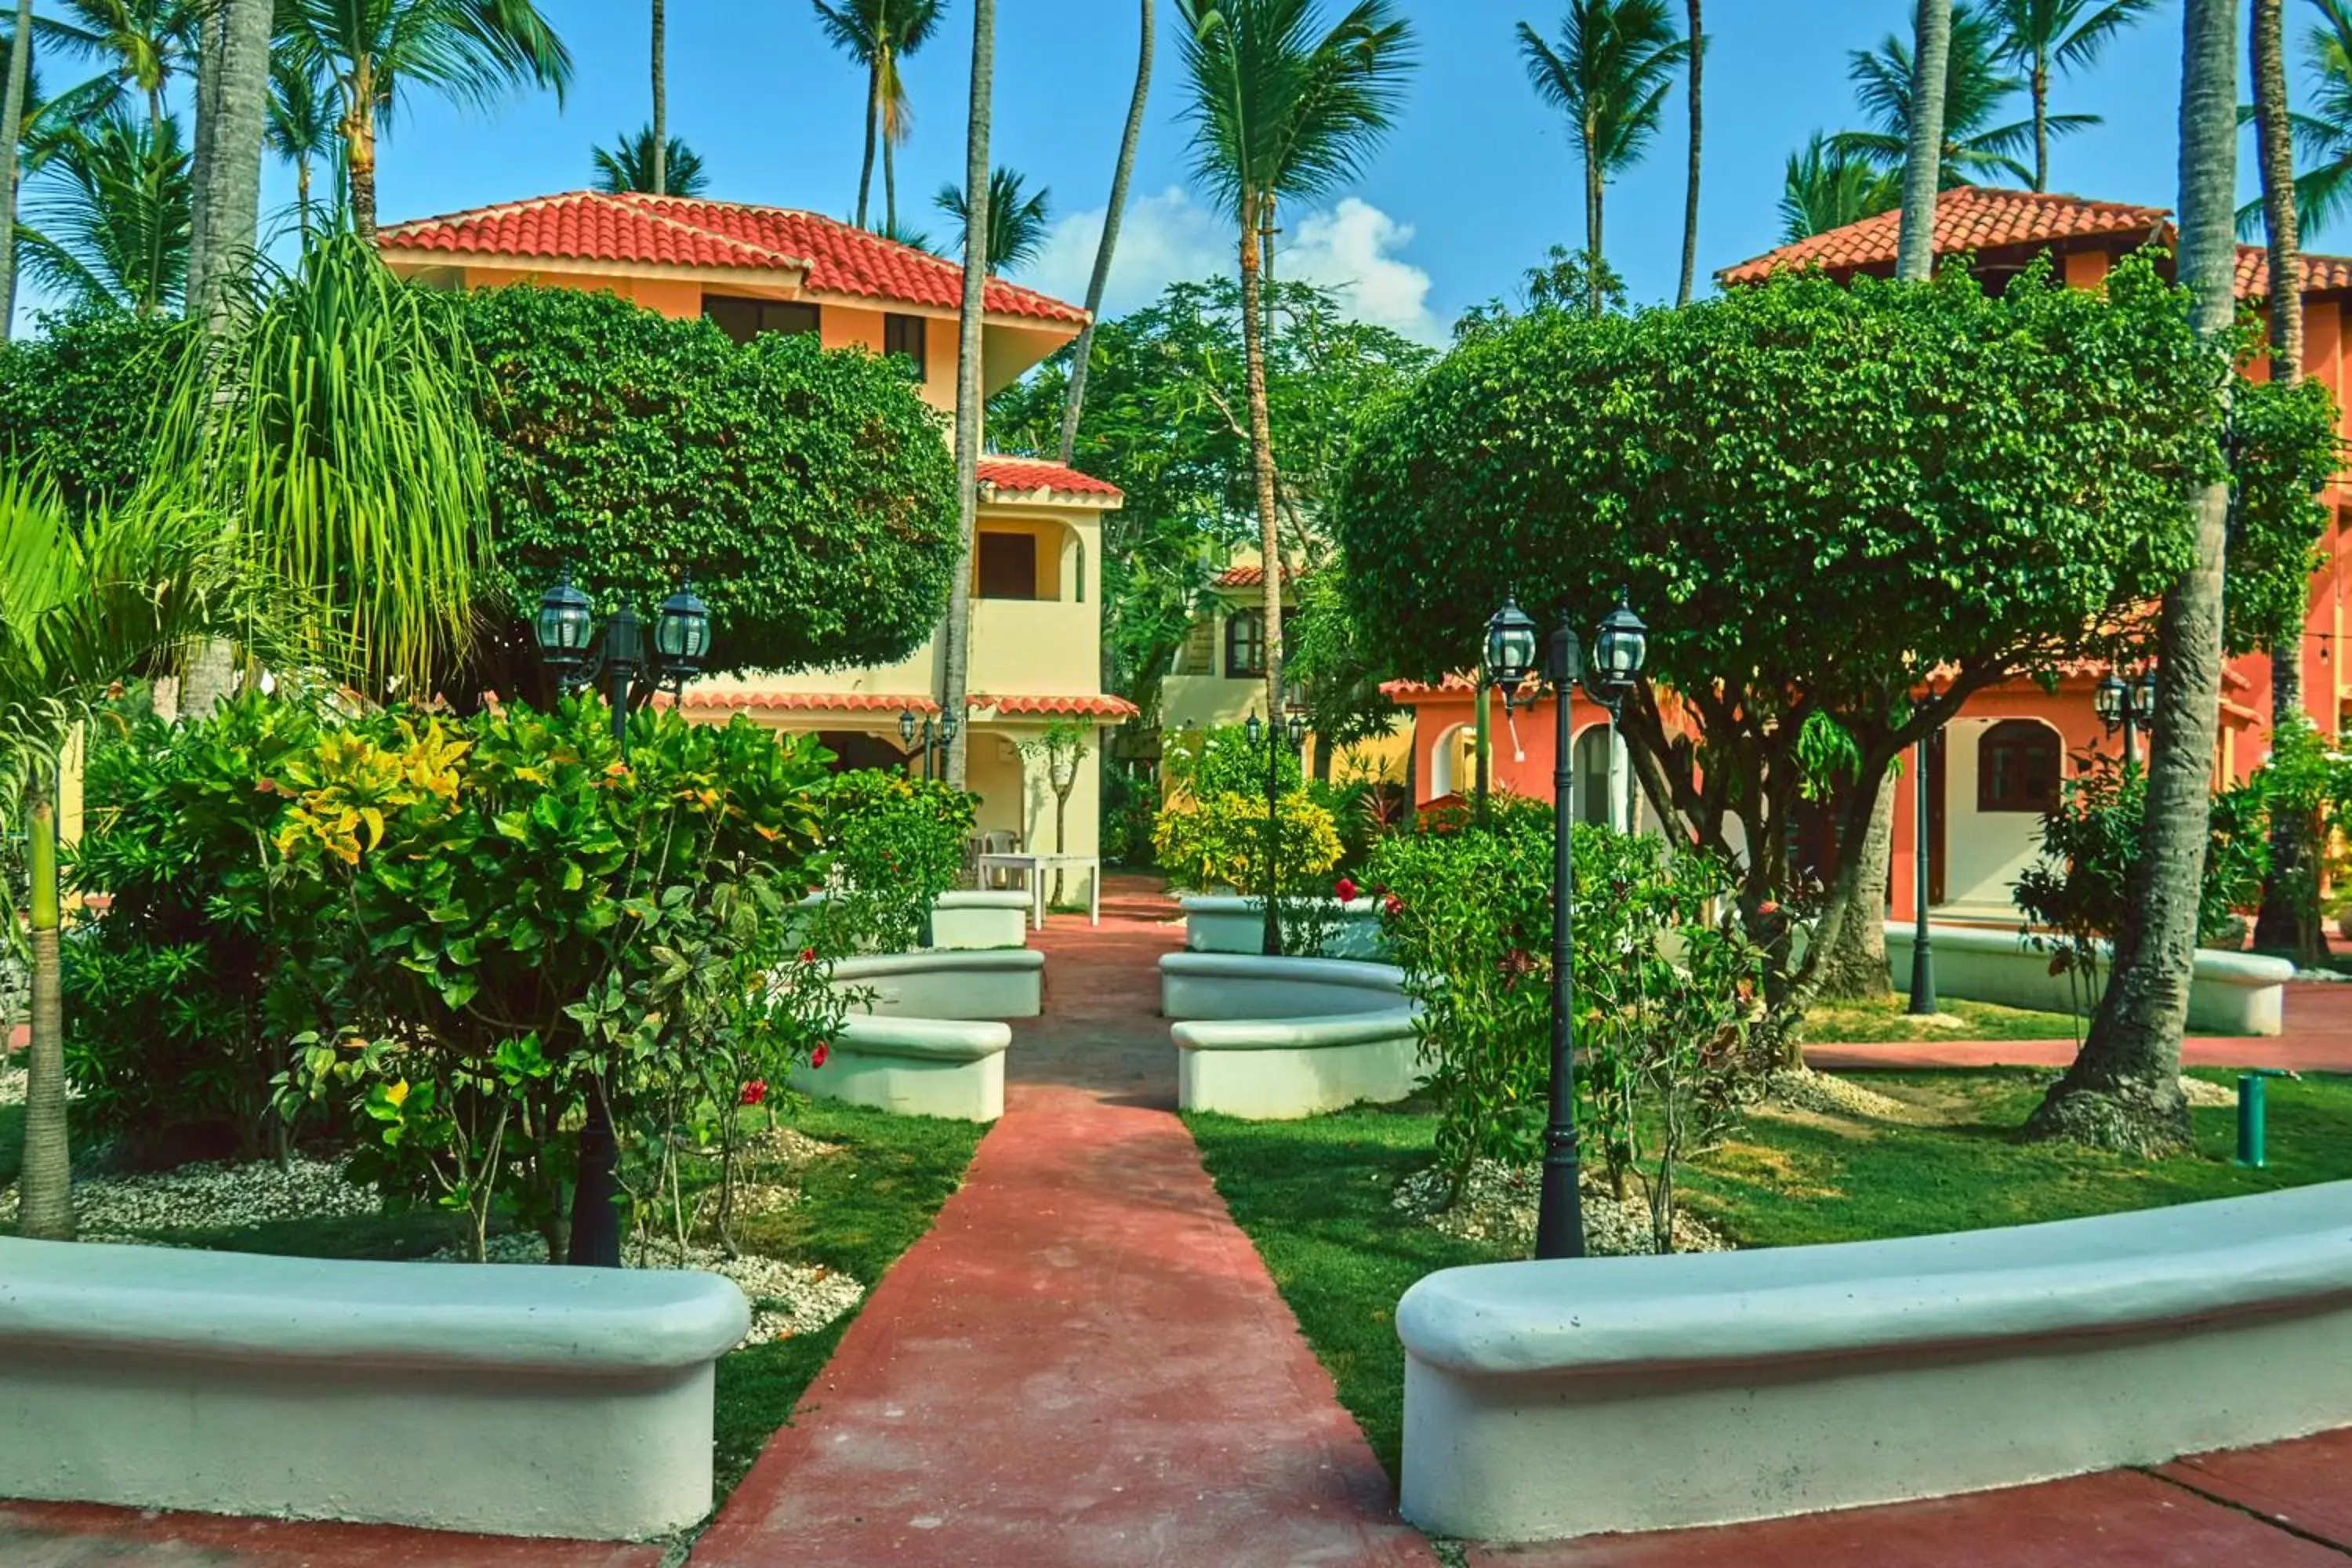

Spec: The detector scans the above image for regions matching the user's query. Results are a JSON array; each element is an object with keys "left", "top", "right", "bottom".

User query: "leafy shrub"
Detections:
[
  {"left": 0, "top": 309, "right": 191, "bottom": 517},
  {"left": 812, "top": 769, "right": 979, "bottom": 954},
  {"left": 1163, "top": 721, "right": 1301, "bottom": 804}
]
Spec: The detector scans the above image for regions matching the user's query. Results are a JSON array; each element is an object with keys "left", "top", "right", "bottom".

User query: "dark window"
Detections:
[
  {"left": 977, "top": 532, "right": 1039, "bottom": 600},
  {"left": 1226, "top": 610, "right": 1265, "bottom": 679},
  {"left": 1573, "top": 725, "right": 1613, "bottom": 827},
  {"left": 884, "top": 312, "right": 928, "bottom": 377},
  {"left": 704, "top": 296, "right": 821, "bottom": 345},
  {"left": 1977, "top": 720, "right": 2061, "bottom": 813}
]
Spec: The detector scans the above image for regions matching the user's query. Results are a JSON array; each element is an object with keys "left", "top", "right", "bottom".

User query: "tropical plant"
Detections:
[
  {"left": 19, "top": 107, "right": 187, "bottom": 314},
  {"left": 809, "top": 0, "right": 946, "bottom": 234},
  {"left": 1014, "top": 717, "right": 1091, "bottom": 901},
  {"left": 1985, "top": 0, "right": 2155, "bottom": 191},
  {"left": 934, "top": 163, "right": 1050, "bottom": 274},
  {"left": 1059, "top": 0, "right": 1153, "bottom": 464},
  {"left": 0, "top": 0, "right": 39, "bottom": 328},
  {"left": 591, "top": 122, "right": 706, "bottom": 196},
  {"left": 264, "top": 51, "right": 338, "bottom": 234},
  {"left": 1832, "top": 1, "right": 2080, "bottom": 188},
  {"left": 1515, "top": 0, "right": 1689, "bottom": 316},
  {"left": 2029, "top": 0, "right": 2242, "bottom": 1156},
  {"left": 941, "top": 0, "right": 991, "bottom": 786},
  {"left": 2261, "top": 0, "right": 2352, "bottom": 239},
  {"left": 809, "top": 769, "right": 978, "bottom": 955},
  {"left": 0, "top": 305, "right": 189, "bottom": 514},
  {"left": 273, "top": 0, "right": 573, "bottom": 238},
  {"left": 1174, "top": 0, "right": 1416, "bottom": 722},
  {"left": 31, "top": 0, "right": 196, "bottom": 129},
  {"left": 1778, "top": 129, "right": 1898, "bottom": 241}
]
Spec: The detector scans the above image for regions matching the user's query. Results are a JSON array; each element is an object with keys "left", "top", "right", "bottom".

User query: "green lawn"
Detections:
[{"left": 1186, "top": 1070, "right": 2352, "bottom": 1480}]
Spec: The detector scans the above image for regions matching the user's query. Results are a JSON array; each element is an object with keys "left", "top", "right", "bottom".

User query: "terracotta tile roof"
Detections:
[
  {"left": 1211, "top": 564, "right": 1302, "bottom": 589},
  {"left": 2235, "top": 245, "right": 2352, "bottom": 299},
  {"left": 674, "top": 691, "right": 938, "bottom": 714},
  {"left": 972, "top": 694, "right": 1140, "bottom": 719},
  {"left": 377, "top": 191, "right": 1088, "bottom": 325},
  {"left": 977, "top": 458, "right": 1123, "bottom": 500},
  {"left": 1719, "top": 187, "right": 2169, "bottom": 285}
]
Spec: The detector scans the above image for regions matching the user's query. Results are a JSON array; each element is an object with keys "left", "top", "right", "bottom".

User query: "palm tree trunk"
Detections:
[
  {"left": 1677, "top": 0, "right": 1701, "bottom": 307},
  {"left": 856, "top": 56, "right": 878, "bottom": 227},
  {"left": 2030, "top": 0, "right": 2238, "bottom": 1155},
  {"left": 650, "top": 0, "right": 666, "bottom": 196},
  {"left": 1058, "top": 0, "right": 1152, "bottom": 466},
  {"left": 942, "top": 0, "right": 993, "bottom": 788},
  {"left": 187, "top": 0, "right": 270, "bottom": 330},
  {"left": 1582, "top": 119, "right": 1602, "bottom": 315},
  {"left": 0, "top": 0, "right": 34, "bottom": 338},
  {"left": 1896, "top": 0, "right": 1951, "bottom": 281},
  {"left": 296, "top": 157, "right": 312, "bottom": 237},
  {"left": 344, "top": 63, "right": 377, "bottom": 241},
  {"left": 1238, "top": 198, "right": 1285, "bottom": 718},
  {"left": 17, "top": 764, "right": 74, "bottom": 1240},
  {"left": 188, "top": 2, "right": 223, "bottom": 310},
  {"left": 884, "top": 112, "right": 899, "bottom": 234},
  {"left": 2032, "top": 56, "right": 2049, "bottom": 191},
  {"left": 2252, "top": 0, "right": 2310, "bottom": 956}
]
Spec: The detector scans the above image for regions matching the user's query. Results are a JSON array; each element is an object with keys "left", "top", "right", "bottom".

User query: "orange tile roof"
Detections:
[
  {"left": 2234, "top": 245, "right": 2352, "bottom": 299},
  {"left": 1719, "top": 187, "right": 2168, "bottom": 285},
  {"left": 1211, "top": 564, "right": 1301, "bottom": 589},
  {"left": 973, "top": 694, "right": 1140, "bottom": 719},
  {"left": 673, "top": 691, "right": 938, "bottom": 714},
  {"left": 977, "top": 458, "right": 1123, "bottom": 500},
  {"left": 378, "top": 191, "right": 1088, "bottom": 325}
]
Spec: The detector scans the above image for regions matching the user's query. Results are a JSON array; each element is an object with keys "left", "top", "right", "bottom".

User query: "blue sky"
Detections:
[{"left": 7, "top": 1, "right": 2292, "bottom": 339}]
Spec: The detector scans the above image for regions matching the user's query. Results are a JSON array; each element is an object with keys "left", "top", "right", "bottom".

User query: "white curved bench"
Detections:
[
  {"left": 1884, "top": 922, "right": 2294, "bottom": 1034},
  {"left": 1160, "top": 953, "right": 1421, "bottom": 1118},
  {"left": 793, "top": 889, "right": 1033, "bottom": 953},
  {"left": 832, "top": 948, "right": 1044, "bottom": 1021},
  {"left": 1396, "top": 1181, "right": 2352, "bottom": 1543},
  {"left": 801, "top": 1014, "right": 1012, "bottom": 1121},
  {"left": 0, "top": 1237, "right": 747, "bottom": 1539},
  {"left": 1180, "top": 895, "right": 1388, "bottom": 960}
]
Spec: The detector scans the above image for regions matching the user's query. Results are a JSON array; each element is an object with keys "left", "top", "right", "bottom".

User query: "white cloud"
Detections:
[{"left": 1026, "top": 186, "right": 1442, "bottom": 342}]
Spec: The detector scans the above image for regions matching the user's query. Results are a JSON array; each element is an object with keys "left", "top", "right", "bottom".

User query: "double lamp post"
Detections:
[
  {"left": 898, "top": 706, "right": 962, "bottom": 780},
  {"left": 1483, "top": 592, "right": 1648, "bottom": 1261},
  {"left": 530, "top": 566, "right": 712, "bottom": 1269},
  {"left": 1243, "top": 707, "right": 1310, "bottom": 956},
  {"left": 2095, "top": 666, "right": 2159, "bottom": 768}
]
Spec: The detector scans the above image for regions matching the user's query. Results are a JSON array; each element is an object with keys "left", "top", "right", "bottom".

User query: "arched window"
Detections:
[
  {"left": 1225, "top": 609, "right": 1266, "bottom": 678},
  {"left": 1977, "top": 720, "right": 2061, "bottom": 813}
]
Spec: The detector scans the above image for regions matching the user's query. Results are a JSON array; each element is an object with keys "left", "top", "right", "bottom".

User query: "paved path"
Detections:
[
  {"left": 691, "top": 875, "right": 1431, "bottom": 1567},
  {"left": 1809, "top": 980, "right": 2352, "bottom": 1073}
]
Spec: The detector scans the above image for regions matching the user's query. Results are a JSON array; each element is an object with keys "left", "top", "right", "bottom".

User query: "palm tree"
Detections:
[
  {"left": 810, "top": 0, "right": 946, "bottom": 234},
  {"left": 1834, "top": 2, "right": 2084, "bottom": 188},
  {"left": 940, "top": 0, "right": 991, "bottom": 789},
  {"left": 19, "top": 107, "right": 188, "bottom": 314},
  {"left": 1985, "top": 0, "right": 2155, "bottom": 191},
  {"left": 592, "top": 123, "right": 706, "bottom": 195},
  {"left": 1516, "top": 0, "right": 1688, "bottom": 317},
  {"left": 1676, "top": 0, "right": 1700, "bottom": 306},
  {"left": 1780, "top": 129, "right": 1899, "bottom": 240},
  {"left": 2030, "top": 0, "right": 2237, "bottom": 1156},
  {"left": 648, "top": 0, "right": 663, "bottom": 194},
  {"left": 274, "top": 0, "right": 572, "bottom": 240},
  {"left": 1896, "top": 0, "right": 1951, "bottom": 282},
  {"left": 1058, "top": 0, "right": 1152, "bottom": 466},
  {"left": 183, "top": 0, "right": 269, "bottom": 328},
  {"left": 2256, "top": 0, "right": 2352, "bottom": 240},
  {"left": 31, "top": 0, "right": 194, "bottom": 130},
  {"left": 935, "top": 164, "right": 1049, "bottom": 272},
  {"left": 266, "top": 53, "right": 337, "bottom": 234},
  {"left": 1, "top": 0, "right": 38, "bottom": 335},
  {"left": 1176, "top": 0, "right": 1415, "bottom": 720}
]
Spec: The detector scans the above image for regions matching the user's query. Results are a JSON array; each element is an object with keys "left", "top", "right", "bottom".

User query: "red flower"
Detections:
[
  {"left": 811, "top": 1042, "right": 830, "bottom": 1069},
  {"left": 1334, "top": 877, "right": 1359, "bottom": 902},
  {"left": 1756, "top": 900, "right": 1781, "bottom": 916},
  {"left": 798, "top": 947, "right": 817, "bottom": 964},
  {"left": 1383, "top": 892, "right": 1404, "bottom": 917},
  {"left": 739, "top": 1079, "right": 768, "bottom": 1106}
]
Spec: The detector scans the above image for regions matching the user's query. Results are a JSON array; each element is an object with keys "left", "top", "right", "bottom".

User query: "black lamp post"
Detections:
[
  {"left": 1244, "top": 707, "right": 1309, "bottom": 956},
  {"left": 530, "top": 565, "right": 711, "bottom": 1269},
  {"left": 2095, "top": 667, "right": 2158, "bottom": 769},
  {"left": 1907, "top": 731, "right": 1937, "bottom": 1016},
  {"left": 897, "top": 706, "right": 961, "bottom": 782},
  {"left": 1488, "top": 590, "right": 1646, "bottom": 1261}
]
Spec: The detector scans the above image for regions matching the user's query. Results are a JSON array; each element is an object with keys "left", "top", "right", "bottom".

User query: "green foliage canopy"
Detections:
[{"left": 0, "top": 308, "right": 187, "bottom": 518}]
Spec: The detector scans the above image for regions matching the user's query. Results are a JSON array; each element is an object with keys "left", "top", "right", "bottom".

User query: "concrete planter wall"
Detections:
[
  {"left": 1883, "top": 921, "right": 2292, "bottom": 1035},
  {"left": 1396, "top": 1181, "right": 2352, "bottom": 1544},
  {"left": 792, "top": 890, "right": 1032, "bottom": 953},
  {"left": 831, "top": 949, "right": 1044, "bottom": 1022},
  {"left": 800, "top": 1014, "right": 1011, "bottom": 1121},
  {"left": 1179, "top": 895, "right": 1388, "bottom": 960},
  {"left": 1160, "top": 952, "right": 1421, "bottom": 1119},
  {"left": 0, "top": 1238, "right": 747, "bottom": 1540}
]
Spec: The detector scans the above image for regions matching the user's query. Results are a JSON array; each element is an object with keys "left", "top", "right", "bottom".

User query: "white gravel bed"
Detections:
[
  {"left": 1766, "top": 1068, "right": 1911, "bottom": 1120},
  {"left": 0, "top": 1061, "right": 24, "bottom": 1108},
  {"left": 2178, "top": 1074, "right": 2238, "bottom": 1108},
  {"left": 0, "top": 1153, "right": 379, "bottom": 1241},
  {"left": 1392, "top": 1160, "right": 1731, "bottom": 1257},
  {"left": 429, "top": 1232, "right": 866, "bottom": 1348}
]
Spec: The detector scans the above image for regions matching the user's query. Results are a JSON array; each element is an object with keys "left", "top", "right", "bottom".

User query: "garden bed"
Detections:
[{"left": 1185, "top": 1069, "right": 2352, "bottom": 1480}]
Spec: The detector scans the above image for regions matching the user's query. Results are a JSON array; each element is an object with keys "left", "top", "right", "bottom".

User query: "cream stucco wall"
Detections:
[{"left": 1937, "top": 717, "right": 2059, "bottom": 914}]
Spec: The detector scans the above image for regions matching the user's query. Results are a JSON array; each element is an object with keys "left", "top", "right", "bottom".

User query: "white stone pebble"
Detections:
[{"left": 1392, "top": 1159, "right": 1733, "bottom": 1257}]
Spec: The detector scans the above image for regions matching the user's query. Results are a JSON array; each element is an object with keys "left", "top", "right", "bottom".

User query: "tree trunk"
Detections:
[
  {"left": 2032, "top": 57, "right": 2049, "bottom": 192},
  {"left": 0, "top": 0, "right": 33, "bottom": 337},
  {"left": 344, "top": 63, "right": 376, "bottom": 241},
  {"left": 1813, "top": 782, "right": 1896, "bottom": 1000},
  {"left": 1677, "top": 0, "right": 1700, "bottom": 308},
  {"left": 2030, "top": 0, "right": 2238, "bottom": 1155},
  {"left": 187, "top": 2, "right": 223, "bottom": 310},
  {"left": 1896, "top": 0, "right": 1951, "bottom": 282},
  {"left": 187, "top": 0, "right": 270, "bottom": 331},
  {"left": 2252, "top": 0, "right": 2311, "bottom": 956},
  {"left": 18, "top": 766, "right": 74, "bottom": 1240},
  {"left": 1058, "top": 0, "right": 1152, "bottom": 465},
  {"left": 942, "top": 0, "right": 993, "bottom": 788},
  {"left": 651, "top": 0, "right": 666, "bottom": 196},
  {"left": 1238, "top": 198, "right": 1286, "bottom": 720},
  {"left": 856, "top": 56, "right": 878, "bottom": 227},
  {"left": 1583, "top": 123, "right": 1602, "bottom": 316},
  {"left": 884, "top": 93, "right": 900, "bottom": 235}
]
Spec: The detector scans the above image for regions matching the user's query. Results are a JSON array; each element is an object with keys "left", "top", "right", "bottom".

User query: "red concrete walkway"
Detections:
[
  {"left": 1808, "top": 980, "right": 2352, "bottom": 1073},
  {"left": 691, "top": 874, "right": 1432, "bottom": 1567}
]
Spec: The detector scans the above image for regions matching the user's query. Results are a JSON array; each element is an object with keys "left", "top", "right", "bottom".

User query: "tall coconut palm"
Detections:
[
  {"left": 935, "top": 163, "right": 1049, "bottom": 272},
  {"left": 1985, "top": 0, "right": 2155, "bottom": 191},
  {"left": 265, "top": 52, "right": 337, "bottom": 234},
  {"left": 811, "top": 0, "right": 946, "bottom": 234},
  {"left": 939, "top": 0, "right": 990, "bottom": 789},
  {"left": 274, "top": 0, "right": 572, "bottom": 240},
  {"left": 20, "top": 108, "right": 188, "bottom": 314},
  {"left": 1896, "top": 0, "right": 1951, "bottom": 281},
  {"left": 183, "top": 0, "right": 268, "bottom": 328},
  {"left": 1058, "top": 0, "right": 1152, "bottom": 466},
  {"left": 1, "top": 0, "right": 38, "bottom": 334},
  {"left": 1176, "top": 0, "right": 1415, "bottom": 720},
  {"left": 1676, "top": 0, "right": 1700, "bottom": 306},
  {"left": 1779, "top": 129, "right": 1899, "bottom": 240},
  {"left": 648, "top": 0, "right": 663, "bottom": 194},
  {"left": 593, "top": 123, "right": 705, "bottom": 196},
  {"left": 1835, "top": 2, "right": 2083, "bottom": 188},
  {"left": 2031, "top": 0, "right": 2239, "bottom": 1156},
  {"left": 1515, "top": 0, "right": 1688, "bottom": 318},
  {"left": 2255, "top": 0, "right": 2352, "bottom": 239},
  {"left": 31, "top": 0, "right": 194, "bottom": 130}
]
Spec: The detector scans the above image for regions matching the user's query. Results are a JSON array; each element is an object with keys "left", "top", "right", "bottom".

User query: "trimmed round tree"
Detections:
[
  {"left": 1334, "top": 254, "right": 2330, "bottom": 1022},
  {"left": 459, "top": 284, "right": 959, "bottom": 689}
]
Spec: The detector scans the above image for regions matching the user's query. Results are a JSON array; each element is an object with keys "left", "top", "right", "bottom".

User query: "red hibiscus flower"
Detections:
[
  {"left": 1334, "top": 877, "right": 1359, "bottom": 902},
  {"left": 811, "top": 1042, "right": 830, "bottom": 1069},
  {"left": 798, "top": 947, "right": 817, "bottom": 964},
  {"left": 739, "top": 1079, "right": 767, "bottom": 1106},
  {"left": 1383, "top": 892, "right": 1405, "bottom": 917}
]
